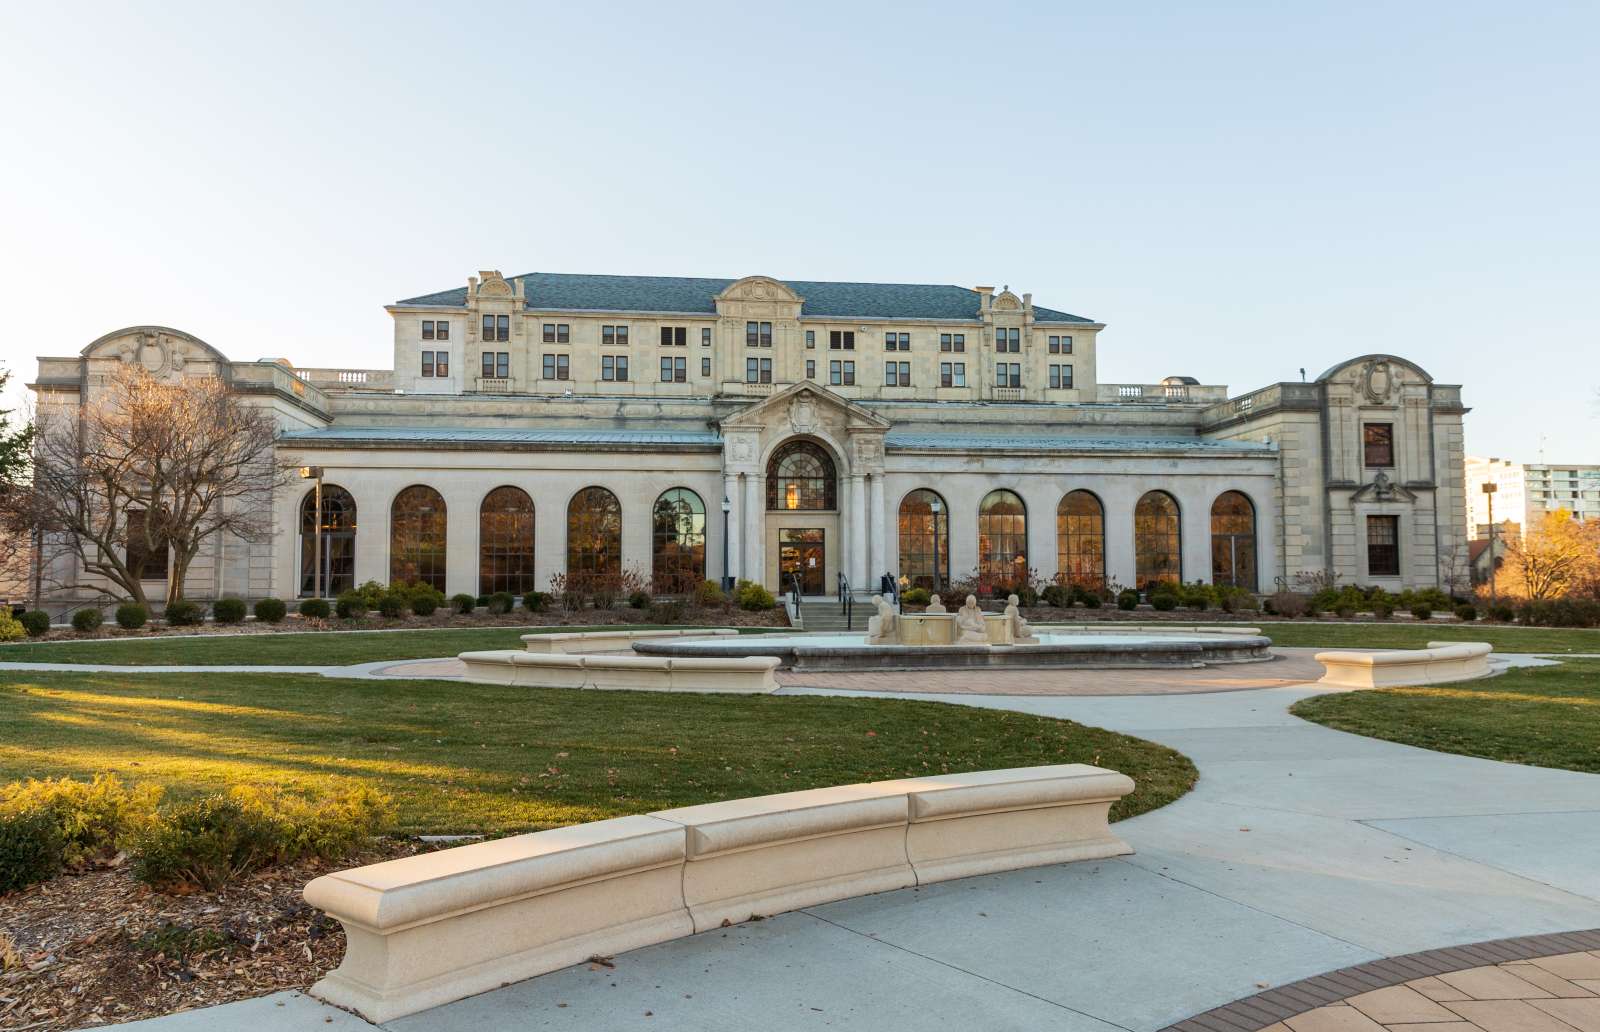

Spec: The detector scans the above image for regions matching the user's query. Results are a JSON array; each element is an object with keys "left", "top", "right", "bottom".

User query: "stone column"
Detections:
[
  {"left": 722, "top": 473, "right": 741, "bottom": 582},
  {"left": 869, "top": 474, "right": 887, "bottom": 585},
  {"left": 744, "top": 474, "right": 762, "bottom": 587},
  {"left": 850, "top": 473, "right": 867, "bottom": 591}
]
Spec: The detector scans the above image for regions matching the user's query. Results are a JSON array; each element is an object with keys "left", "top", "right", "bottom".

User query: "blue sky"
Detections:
[{"left": 2, "top": 1, "right": 1596, "bottom": 459}]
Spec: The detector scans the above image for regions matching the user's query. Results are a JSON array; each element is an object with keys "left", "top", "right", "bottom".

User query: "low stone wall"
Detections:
[
  {"left": 520, "top": 628, "right": 740, "bottom": 654},
  {"left": 457, "top": 650, "right": 779, "bottom": 693},
  {"left": 305, "top": 764, "right": 1135, "bottom": 1022},
  {"left": 1314, "top": 641, "right": 1493, "bottom": 689}
]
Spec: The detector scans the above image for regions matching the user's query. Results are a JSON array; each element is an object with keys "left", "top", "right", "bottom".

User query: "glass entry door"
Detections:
[{"left": 779, "top": 528, "right": 826, "bottom": 595}]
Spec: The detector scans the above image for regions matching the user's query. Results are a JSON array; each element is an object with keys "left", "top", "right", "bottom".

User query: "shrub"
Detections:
[
  {"left": 1217, "top": 586, "right": 1257, "bottom": 614},
  {"left": 627, "top": 590, "right": 650, "bottom": 610},
  {"left": 1071, "top": 584, "right": 1104, "bottom": 609},
  {"left": 0, "top": 808, "right": 64, "bottom": 893},
  {"left": 647, "top": 600, "right": 686, "bottom": 624},
  {"left": 165, "top": 600, "right": 205, "bottom": 627},
  {"left": 1180, "top": 582, "right": 1216, "bottom": 612},
  {"left": 335, "top": 591, "right": 368, "bottom": 620},
  {"left": 451, "top": 593, "right": 476, "bottom": 615},
  {"left": 588, "top": 576, "right": 623, "bottom": 611},
  {"left": 1334, "top": 604, "right": 1356, "bottom": 619},
  {"left": 0, "top": 609, "right": 24, "bottom": 642},
  {"left": 131, "top": 784, "right": 392, "bottom": 893},
  {"left": 1410, "top": 604, "right": 1434, "bottom": 622},
  {"left": 0, "top": 774, "right": 161, "bottom": 867},
  {"left": 476, "top": 595, "right": 489, "bottom": 607},
  {"left": 522, "top": 591, "right": 550, "bottom": 613},
  {"left": 1039, "top": 584, "right": 1071, "bottom": 608},
  {"left": 1489, "top": 603, "right": 1515, "bottom": 623},
  {"left": 902, "top": 587, "right": 932, "bottom": 606},
  {"left": 213, "top": 598, "right": 246, "bottom": 624},
  {"left": 253, "top": 598, "right": 287, "bottom": 624},
  {"left": 71, "top": 608, "right": 103, "bottom": 633},
  {"left": 1373, "top": 600, "right": 1395, "bottom": 620},
  {"left": 355, "top": 581, "right": 387, "bottom": 609},
  {"left": 1515, "top": 598, "right": 1600, "bottom": 628},
  {"left": 1269, "top": 592, "right": 1308, "bottom": 619},
  {"left": 411, "top": 591, "right": 438, "bottom": 617},
  {"left": 20, "top": 610, "right": 51, "bottom": 637},
  {"left": 298, "top": 597, "right": 331, "bottom": 619},
  {"left": 736, "top": 580, "right": 776, "bottom": 611},
  {"left": 1454, "top": 603, "right": 1477, "bottom": 622},
  {"left": 486, "top": 591, "right": 515, "bottom": 615},
  {"left": 1150, "top": 592, "right": 1178, "bottom": 612},
  {"left": 376, "top": 591, "right": 409, "bottom": 619},
  {"left": 115, "top": 603, "right": 149, "bottom": 630},
  {"left": 1116, "top": 589, "right": 1139, "bottom": 611},
  {"left": 693, "top": 580, "right": 726, "bottom": 607}
]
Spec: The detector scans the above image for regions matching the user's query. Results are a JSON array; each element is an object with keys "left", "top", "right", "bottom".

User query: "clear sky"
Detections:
[{"left": 2, "top": 1, "right": 1596, "bottom": 460}]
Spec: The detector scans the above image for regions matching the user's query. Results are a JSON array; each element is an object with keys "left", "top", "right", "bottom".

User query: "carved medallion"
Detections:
[
  {"left": 1361, "top": 359, "right": 1394, "bottom": 404},
  {"left": 789, "top": 394, "right": 817, "bottom": 434}
]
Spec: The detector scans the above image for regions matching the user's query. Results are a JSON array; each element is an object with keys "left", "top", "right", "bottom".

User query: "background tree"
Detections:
[
  {"left": 1499, "top": 508, "right": 1600, "bottom": 600},
  {"left": 0, "top": 365, "right": 38, "bottom": 595},
  {"left": 25, "top": 366, "right": 291, "bottom": 605}
]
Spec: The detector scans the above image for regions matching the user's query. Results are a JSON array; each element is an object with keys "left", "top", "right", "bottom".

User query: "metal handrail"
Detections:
[
  {"left": 787, "top": 571, "right": 803, "bottom": 611},
  {"left": 838, "top": 571, "right": 852, "bottom": 630},
  {"left": 882, "top": 572, "right": 901, "bottom": 612}
]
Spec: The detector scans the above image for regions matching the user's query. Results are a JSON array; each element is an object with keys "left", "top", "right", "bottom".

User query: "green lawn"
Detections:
[
  {"left": 1292, "top": 659, "right": 1600, "bottom": 773},
  {"left": 0, "top": 671, "right": 1196, "bottom": 832},
  {"left": 1257, "top": 622, "right": 1600, "bottom": 654},
  {"left": 0, "top": 624, "right": 781, "bottom": 666}
]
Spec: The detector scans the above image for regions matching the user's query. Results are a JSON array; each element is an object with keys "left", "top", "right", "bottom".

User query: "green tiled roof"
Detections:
[{"left": 395, "top": 272, "right": 1094, "bottom": 324}]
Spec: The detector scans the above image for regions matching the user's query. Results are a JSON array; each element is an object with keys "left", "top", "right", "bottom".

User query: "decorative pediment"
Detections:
[
  {"left": 475, "top": 270, "right": 515, "bottom": 299},
  {"left": 81, "top": 326, "right": 229, "bottom": 376},
  {"left": 720, "top": 381, "right": 891, "bottom": 433},
  {"left": 715, "top": 275, "right": 802, "bottom": 305},
  {"left": 1350, "top": 471, "right": 1417, "bottom": 504},
  {"left": 991, "top": 289, "right": 1022, "bottom": 311},
  {"left": 1316, "top": 354, "right": 1434, "bottom": 391}
]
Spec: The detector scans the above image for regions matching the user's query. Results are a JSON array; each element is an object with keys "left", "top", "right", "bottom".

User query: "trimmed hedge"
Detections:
[
  {"left": 253, "top": 598, "right": 287, "bottom": 623},
  {"left": 116, "top": 603, "right": 149, "bottom": 630},
  {"left": 0, "top": 808, "right": 64, "bottom": 893},
  {"left": 20, "top": 610, "right": 52, "bottom": 637},
  {"left": 165, "top": 600, "right": 204, "bottom": 626},
  {"left": 213, "top": 597, "right": 246, "bottom": 624},
  {"left": 451, "top": 593, "right": 476, "bottom": 615},
  {"left": 71, "top": 608, "right": 103, "bottom": 632},
  {"left": 298, "top": 597, "right": 331, "bottom": 619}
]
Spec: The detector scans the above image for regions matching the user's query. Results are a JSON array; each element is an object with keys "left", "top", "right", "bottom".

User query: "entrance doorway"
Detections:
[{"left": 780, "top": 528, "right": 826, "bottom": 594}]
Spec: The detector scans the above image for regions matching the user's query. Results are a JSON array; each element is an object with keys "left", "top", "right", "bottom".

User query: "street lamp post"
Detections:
[
  {"left": 1481, "top": 482, "right": 1497, "bottom": 605},
  {"left": 721, "top": 495, "right": 734, "bottom": 592},
  {"left": 929, "top": 496, "right": 943, "bottom": 594},
  {"left": 300, "top": 466, "right": 324, "bottom": 599}
]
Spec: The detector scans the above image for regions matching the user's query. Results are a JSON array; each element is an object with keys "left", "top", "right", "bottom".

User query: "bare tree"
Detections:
[
  {"left": 0, "top": 365, "right": 37, "bottom": 596},
  {"left": 23, "top": 366, "right": 291, "bottom": 605}
]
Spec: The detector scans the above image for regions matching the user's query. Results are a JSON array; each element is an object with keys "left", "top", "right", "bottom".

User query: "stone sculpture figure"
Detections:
[
  {"left": 865, "top": 594, "right": 897, "bottom": 645},
  {"left": 926, "top": 594, "right": 947, "bottom": 614},
  {"left": 1005, "top": 594, "right": 1038, "bottom": 643},
  {"left": 956, "top": 595, "right": 988, "bottom": 643}
]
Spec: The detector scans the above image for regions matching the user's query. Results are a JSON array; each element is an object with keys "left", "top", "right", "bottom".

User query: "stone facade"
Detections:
[{"left": 19, "top": 272, "right": 1472, "bottom": 609}]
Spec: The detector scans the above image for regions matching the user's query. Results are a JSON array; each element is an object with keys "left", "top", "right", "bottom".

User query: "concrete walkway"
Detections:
[{"left": 95, "top": 653, "right": 1600, "bottom": 1032}]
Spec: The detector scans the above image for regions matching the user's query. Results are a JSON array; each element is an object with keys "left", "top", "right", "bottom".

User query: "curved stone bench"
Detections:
[
  {"left": 1314, "top": 641, "right": 1493, "bottom": 689},
  {"left": 305, "top": 763, "right": 1135, "bottom": 1022},
  {"left": 457, "top": 650, "right": 780, "bottom": 693},
  {"left": 520, "top": 628, "right": 739, "bottom": 654}
]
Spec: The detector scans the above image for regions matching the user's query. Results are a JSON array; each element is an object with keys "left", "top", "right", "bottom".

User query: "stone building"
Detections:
[{"left": 22, "top": 270, "right": 1471, "bottom": 609}]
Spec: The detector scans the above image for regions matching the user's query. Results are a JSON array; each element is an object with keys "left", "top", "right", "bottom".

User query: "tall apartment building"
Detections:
[{"left": 1466, "top": 456, "right": 1600, "bottom": 538}]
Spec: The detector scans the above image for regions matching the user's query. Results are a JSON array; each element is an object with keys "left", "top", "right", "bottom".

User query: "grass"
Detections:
[
  {"left": 1256, "top": 622, "right": 1600, "bottom": 654},
  {"left": 1292, "top": 659, "right": 1600, "bottom": 774},
  {"left": 0, "top": 670, "right": 1196, "bottom": 831},
  {"left": 0, "top": 624, "right": 781, "bottom": 666}
]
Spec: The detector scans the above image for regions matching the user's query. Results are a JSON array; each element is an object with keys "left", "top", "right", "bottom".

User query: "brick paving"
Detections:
[{"left": 1165, "top": 932, "right": 1600, "bottom": 1032}]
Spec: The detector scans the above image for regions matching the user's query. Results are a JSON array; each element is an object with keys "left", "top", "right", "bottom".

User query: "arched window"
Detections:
[
  {"left": 898, "top": 489, "right": 949, "bottom": 591},
  {"left": 1056, "top": 490, "right": 1105, "bottom": 588},
  {"left": 1211, "top": 491, "right": 1257, "bottom": 590},
  {"left": 652, "top": 488, "right": 706, "bottom": 594},
  {"left": 479, "top": 487, "right": 536, "bottom": 596},
  {"left": 299, "top": 486, "right": 356, "bottom": 597},
  {"left": 1134, "top": 490, "right": 1181, "bottom": 587},
  {"left": 977, "top": 489, "right": 1028, "bottom": 593},
  {"left": 391, "top": 485, "right": 447, "bottom": 592},
  {"left": 767, "top": 439, "right": 837, "bottom": 511},
  {"left": 567, "top": 486, "right": 622, "bottom": 585}
]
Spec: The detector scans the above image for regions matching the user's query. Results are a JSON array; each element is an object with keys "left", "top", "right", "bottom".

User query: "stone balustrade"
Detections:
[
  {"left": 305, "top": 764, "right": 1135, "bottom": 1022},
  {"left": 1314, "top": 641, "right": 1493, "bottom": 689}
]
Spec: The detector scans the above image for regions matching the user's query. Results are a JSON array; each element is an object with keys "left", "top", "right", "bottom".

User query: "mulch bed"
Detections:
[
  {"left": 22, "top": 605, "right": 790, "bottom": 643},
  {"left": 0, "top": 840, "right": 431, "bottom": 1031}
]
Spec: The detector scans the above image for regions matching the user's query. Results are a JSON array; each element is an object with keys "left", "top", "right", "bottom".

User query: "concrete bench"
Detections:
[
  {"left": 305, "top": 763, "right": 1135, "bottom": 1022},
  {"left": 521, "top": 628, "right": 739, "bottom": 654},
  {"left": 457, "top": 650, "right": 780, "bottom": 693},
  {"left": 1314, "top": 641, "right": 1493, "bottom": 689}
]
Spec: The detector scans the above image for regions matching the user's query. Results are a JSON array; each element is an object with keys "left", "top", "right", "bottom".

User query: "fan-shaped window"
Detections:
[
  {"left": 1211, "top": 491, "right": 1257, "bottom": 590},
  {"left": 1056, "top": 490, "right": 1105, "bottom": 588},
  {"left": 977, "top": 489, "right": 1028, "bottom": 592},
  {"left": 767, "top": 440, "right": 837, "bottom": 511},
  {"left": 1135, "top": 491, "right": 1181, "bottom": 587},
  {"left": 480, "top": 487, "right": 536, "bottom": 596},
  {"left": 391, "top": 485, "right": 447, "bottom": 592},
  {"left": 652, "top": 488, "right": 706, "bottom": 594},
  {"left": 567, "top": 487, "right": 622, "bottom": 584},
  {"left": 300, "top": 485, "right": 357, "bottom": 597},
  {"left": 898, "top": 489, "right": 949, "bottom": 591}
]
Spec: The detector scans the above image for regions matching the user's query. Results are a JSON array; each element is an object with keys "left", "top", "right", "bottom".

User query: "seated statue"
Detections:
[
  {"left": 955, "top": 595, "right": 988, "bottom": 643},
  {"left": 865, "top": 594, "right": 898, "bottom": 645},
  {"left": 925, "top": 593, "right": 947, "bottom": 614},
  {"left": 1005, "top": 593, "right": 1037, "bottom": 643}
]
